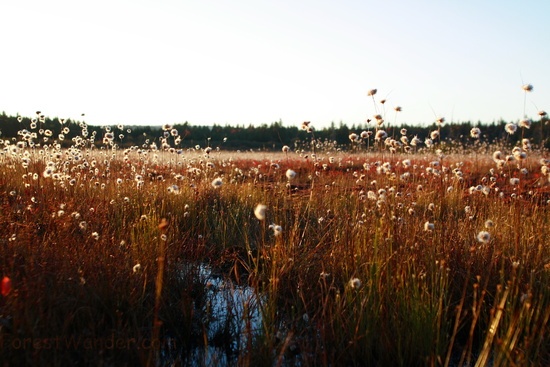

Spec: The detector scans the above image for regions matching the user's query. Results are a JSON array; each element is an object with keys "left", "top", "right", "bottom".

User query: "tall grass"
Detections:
[{"left": 0, "top": 118, "right": 549, "bottom": 366}]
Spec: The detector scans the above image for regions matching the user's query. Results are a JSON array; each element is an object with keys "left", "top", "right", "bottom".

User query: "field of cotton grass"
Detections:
[{"left": 1, "top": 106, "right": 550, "bottom": 366}]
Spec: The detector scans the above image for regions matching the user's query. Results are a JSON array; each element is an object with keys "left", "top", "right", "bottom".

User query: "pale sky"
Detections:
[{"left": 2, "top": 0, "right": 549, "bottom": 128}]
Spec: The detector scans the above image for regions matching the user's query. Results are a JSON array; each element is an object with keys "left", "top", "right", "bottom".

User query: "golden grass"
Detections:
[{"left": 1, "top": 138, "right": 549, "bottom": 366}]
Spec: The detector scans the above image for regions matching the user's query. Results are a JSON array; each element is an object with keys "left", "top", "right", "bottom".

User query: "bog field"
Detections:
[{"left": 1, "top": 119, "right": 549, "bottom": 366}]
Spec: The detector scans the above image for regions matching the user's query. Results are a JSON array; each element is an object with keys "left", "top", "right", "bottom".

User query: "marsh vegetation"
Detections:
[{"left": 1, "top": 103, "right": 549, "bottom": 366}]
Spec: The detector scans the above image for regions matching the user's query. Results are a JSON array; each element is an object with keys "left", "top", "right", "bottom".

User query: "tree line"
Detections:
[{"left": 1, "top": 111, "right": 548, "bottom": 151}]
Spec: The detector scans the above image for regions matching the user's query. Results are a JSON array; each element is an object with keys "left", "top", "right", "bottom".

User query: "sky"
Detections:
[{"left": 2, "top": 0, "right": 550, "bottom": 129}]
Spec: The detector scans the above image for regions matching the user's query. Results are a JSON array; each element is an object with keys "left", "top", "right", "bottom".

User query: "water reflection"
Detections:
[{"left": 179, "top": 264, "right": 263, "bottom": 366}]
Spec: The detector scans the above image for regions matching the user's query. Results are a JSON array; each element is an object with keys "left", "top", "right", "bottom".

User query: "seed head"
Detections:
[
  {"left": 424, "top": 221, "right": 435, "bottom": 231},
  {"left": 349, "top": 277, "right": 362, "bottom": 289},
  {"left": 477, "top": 231, "right": 491, "bottom": 244},
  {"left": 286, "top": 169, "right": 296, "bottom": 180},
  {"left": 519, "top": 119, "right": 531, "bottom": 129},
  {"left": 410, "top": 135, "right": 421, "bottom": 146},
  {"left": 269, "top": 223, "right": 283, "bottom": 236},
  {"left": 254, "top": 204, "right": 267, "bottom": 221},
  {"left": 470, "top": 127, "right": 481, "bottom": 139},
  {"left": 374, "top": 130, "right": 387, "bottom": 141},
  {"left": 504, "top": 122, "right": 518, "bottom": 135},
  {"left": 522, "top": 84, "right": 533, "bottom": 92},
  {"left": 211, "top": 177, "right": 223, "bottom": 188}
]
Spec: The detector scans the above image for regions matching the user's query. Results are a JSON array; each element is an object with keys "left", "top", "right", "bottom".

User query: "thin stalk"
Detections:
[{"left": 148, "top": 218, "right": 169, "bottom": 367}]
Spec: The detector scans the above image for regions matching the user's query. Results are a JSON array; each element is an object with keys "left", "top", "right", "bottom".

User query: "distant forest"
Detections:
[{"left": 1, "top": 111, "right": 548, "bottom": 151}]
